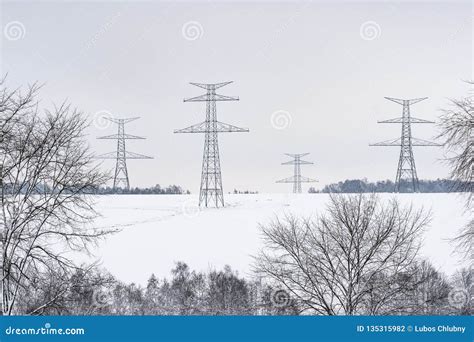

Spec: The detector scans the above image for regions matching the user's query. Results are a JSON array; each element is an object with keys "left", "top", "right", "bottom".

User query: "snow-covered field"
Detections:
[{"left": 88, "top": 193, "right": 469, "bottom": 285}]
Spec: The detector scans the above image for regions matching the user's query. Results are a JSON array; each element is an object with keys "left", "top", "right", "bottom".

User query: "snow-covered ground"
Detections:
[{"left": 87, "top": 193, "right": 470, "bottom": 285}]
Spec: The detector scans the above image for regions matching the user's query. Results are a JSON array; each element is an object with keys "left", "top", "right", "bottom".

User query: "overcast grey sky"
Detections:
[{"left": 1, "top": 0, "right": 472, "bottom": 192}]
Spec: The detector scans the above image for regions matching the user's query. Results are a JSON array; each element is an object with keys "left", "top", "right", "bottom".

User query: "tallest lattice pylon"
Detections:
[
  {"left": 174, "top": 82, "right": 249, "bottom": 207},
  {"left": 370, "top": 97, "right": 440, "bottom": 192}
]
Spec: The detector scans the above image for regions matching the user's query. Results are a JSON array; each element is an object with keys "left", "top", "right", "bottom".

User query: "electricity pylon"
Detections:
[
  {"left": 370, "top": 97, "right": 440, "bottom": 192},
  {"left": 276, "top": 153, "right": 317, "bottom": 193},
  {"left": 96, "top": 117, "right": 152, "bottom": 191},
  {"left": 174, "top": 81, "right": 249, "bottom": 208}
]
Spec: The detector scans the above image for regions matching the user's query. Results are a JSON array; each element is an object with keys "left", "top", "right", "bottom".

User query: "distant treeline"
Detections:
[
  {"left": 19, "top": 262, "right": 298, "bottom": 315},
  {"left": 310, "top": 179, "right": 469, "bottom": 193},
  {"left": 231, "top": 189, "right": 259, "bottom": 194},
  {"left": 97, "top": 184, "right": 190, "bottom": 195},
  {"left": 17, "top": 260, "right": 470, "bottom": 316}
]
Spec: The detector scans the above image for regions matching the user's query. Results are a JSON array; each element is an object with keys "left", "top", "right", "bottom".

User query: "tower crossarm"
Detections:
[
  {"left": 97, "top": 133, "right": 146, "bottom": 139},
  {"left": 189, "top": 81, "right": 233, "bottom": 90},
  {"left": 284, "top": 153, "right": 310, "bottom": 158},
  {"left": 216, "top": 122, "right": 248, "bottom": 132},
  {"left": 370, "top": 137, "right": 440, "bottom": 147},
  {"left": 94, "top": 152, "right": 118, "bottom": 159},
  {"left": 276, "top": 176, "right": 318, "bottom": 183},
  {"left": 378, "top": 117, "right": 435, "bottom": 124},
  {"left": 184, "top": 94, "right": 239, "bottom": 102},
  {"left": 384, "top": 97, "right": 428, "bottom": 105},
  {"left": 174, "top": 121, "right": 207, "bottom": 133},
  {"left": 282, "top": 160, "right": 313, "bottom": 165},
  {"left": 276, "top": 176, "right": 297, "bottom": 183},
  {"left": 299, "top": 176, "right": 318, "bottom": 183},
  {"left": 174, "top": 121, "right": 248, "bottom": 133},
  {"left": 411, "top": 138, "right": 441, "bottom": 146},
  {"left": 184, "top": 82, "right": 239, "bottom": 102},
  {"left": 124, "top": 151, "right": 153, "bottom": 159},
  {"left": 104, "top": 117, "right": 140, "bottom": 124},
  {"left": 95, "top": 151, "right": 153, "bottom": 159},
  {"left": 369, "top": 138, "right": 402, "bottom": 146}
]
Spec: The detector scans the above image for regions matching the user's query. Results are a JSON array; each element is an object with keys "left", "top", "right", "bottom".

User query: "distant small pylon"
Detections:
[
  {"left": 370, "top": 97, "right": 440, "bottom": 192},
  {"left": 276, "top": 153, "right": 317, "bottom": 193},
  {"left": 96, "top": 117, "right": 152, "bottom": 191}
]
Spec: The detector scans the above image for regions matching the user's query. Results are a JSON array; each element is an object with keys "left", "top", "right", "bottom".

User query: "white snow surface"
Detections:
[{"left": 84, "top": 193, "right": 469, "bottom": 285}]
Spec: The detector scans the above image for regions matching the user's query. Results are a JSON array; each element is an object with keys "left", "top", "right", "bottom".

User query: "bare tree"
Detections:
[
  {"left": 449, "top": 268, "right": 473, "bottom": 315},
  {"left": 205, "top": 266, "right": 254, "bottom": 315},
  {"left": 363, "top": 260, "right": 451, "bottom": 315},
  {"left": 438, "top": 81, "right": 473, "bottom": 199},
  {"left": 254, "top": 194, "right": 431, "bottom": 315},
  {"left": 0, "top": 78, "right": 113, "bottom": 315},
  {"left": 438, "top": 81, "right": 473, "bottom": 260}
]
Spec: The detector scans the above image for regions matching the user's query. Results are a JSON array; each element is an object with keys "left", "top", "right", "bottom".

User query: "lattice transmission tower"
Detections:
[
  {"left": 175, "top": 81, "right": 249, "bottom": 208},
  {"left": 276, "top": 153, "right": 317, "bottom": 193},
  {"left": 96, "top": 117, "right": 152, "bottom": 191},
  {"left": 370, "top": 97, "right": 440, "bottom": 192}
]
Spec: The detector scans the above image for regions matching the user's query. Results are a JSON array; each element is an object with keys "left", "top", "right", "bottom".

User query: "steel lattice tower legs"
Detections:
[
  {"left": 114, "top": 121, "right": 130, "bottom": 189},
  {"left": 200, "top": 87, "right": 224, "bottom": 207},
  {"left": 395, "top": 100, "right": 418, "bottom": 192},
  {"left": 293, "top": 155, "right": 302, "bottom": 193}
]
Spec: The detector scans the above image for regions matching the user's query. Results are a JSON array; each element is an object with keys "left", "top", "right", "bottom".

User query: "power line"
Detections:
[
  {"left": 276, "top": 153, "right": 317, "bottom": 193},
  {"left": 174, "top": 81, "right": 249, "bottom": 207},
  {"left": 370, "top": 97, "right": 440, "bottom": 192},
  {"left": 96, "top": 117, "right": 152, "bottom": 191}
]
